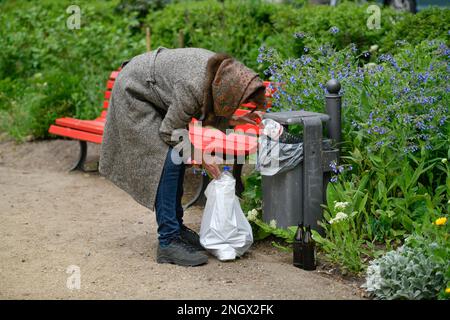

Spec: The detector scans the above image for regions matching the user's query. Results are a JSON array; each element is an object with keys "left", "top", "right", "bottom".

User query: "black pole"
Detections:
[{"left": 325, "top": 79, "right": 342, "bottom": 156}]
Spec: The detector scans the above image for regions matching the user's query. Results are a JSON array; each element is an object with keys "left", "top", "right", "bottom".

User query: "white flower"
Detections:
[
  {"left": 246, "top": 209, "right": 258, "bottom": 222},
  {"left": 269, "top": 219, "right": 277, "bottom": 228},
  {"left": 329, "top": 212, "right": 348, "bottom": 224},
  {"left": 334, "top": 201, "right": 350, "bottom": 210},
  {"left": 363, "top": 62, "right": 377, "bottom": 70},
  {"left": 442, "top": 158, "right": 448, "bottom": 164},
  {"left": 369, "top": 44, "right": 379, "bottom": 52}
]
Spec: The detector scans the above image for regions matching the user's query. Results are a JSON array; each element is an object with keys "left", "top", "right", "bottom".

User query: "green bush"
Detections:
[
  {"left": 381, "top": 7, "right": 450, "bottom": 54},
  {"left": 266, "top": 2, "right": 404, "bottom": 57},
  {"left": 116, "top": 0, "right": 173, "bottom": 18},
  {"left": 146, "top": 0, "right": 283, "bottom": 72},
  {"left": 0, "top": 0, "right": 145, "bottom": 139}
]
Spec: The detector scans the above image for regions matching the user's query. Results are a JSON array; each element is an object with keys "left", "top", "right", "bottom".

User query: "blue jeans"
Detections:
[{"left": 155, "top": 148, "right": 185, "bottom": 246}]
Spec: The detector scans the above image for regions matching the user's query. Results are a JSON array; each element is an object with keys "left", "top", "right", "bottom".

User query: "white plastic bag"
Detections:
[{"left": 199, "top": 171, "right": 253, "bottom": 261}]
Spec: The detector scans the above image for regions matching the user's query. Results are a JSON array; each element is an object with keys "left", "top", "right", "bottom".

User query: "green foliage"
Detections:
[
  {"left": 381, "top": 7, "right": 450, "bottom": 54},
  {"left": 241, "top": 170, "right": 262, "bottom": 213},
  {"left": 116, "top": 0, "right": 173, "bottom": 18},
  {"left": 146, "top": 0, "right": 282, "bottom": 72},
  {"left": 311, "top": 203, "right": 378, "bottom": 274},
  {"left": 245, "top": 207, "right": 297, "bottom": 246},
  {"left": 0, "top": 0, "right": 145, "bottom": 139},
  {"left": 266, "top": 2, "right": 404, "bottom": 57},
  {"left": 363, "top": 236, "right": 448, "bottom": 300}
]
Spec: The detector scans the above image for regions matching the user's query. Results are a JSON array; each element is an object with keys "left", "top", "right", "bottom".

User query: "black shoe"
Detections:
[
  {"left": 157, "top": 237, "right": 208, "bottom": 267},
  {"left": 180, "top": 225, "right": 204, "bottom": 251}
]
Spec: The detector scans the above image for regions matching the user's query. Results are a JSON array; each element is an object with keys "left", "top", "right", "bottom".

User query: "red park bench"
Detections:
[{"left": 49, "top": 69, "right": 274, "bottom": 208}]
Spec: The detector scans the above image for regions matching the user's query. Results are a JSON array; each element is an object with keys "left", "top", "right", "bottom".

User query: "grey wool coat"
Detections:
[{"left": 99, "top": 47, "right": 215, "bottom": 209}]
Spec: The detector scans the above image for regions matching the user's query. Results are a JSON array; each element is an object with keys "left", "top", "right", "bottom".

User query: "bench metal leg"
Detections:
[
  {"left": 70, "top": 140, "right": 87, "bottom": 172},
  {"left": 232, "top": 162, "right": 244, "bottom": 197},
  {"left": 183, "top": 173, "right": 210, "bottom": 210}
]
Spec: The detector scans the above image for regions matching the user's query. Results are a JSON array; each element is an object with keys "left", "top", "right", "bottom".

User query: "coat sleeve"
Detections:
[{"left": 159, "top": 81, "right": 200, "bottom": 147}]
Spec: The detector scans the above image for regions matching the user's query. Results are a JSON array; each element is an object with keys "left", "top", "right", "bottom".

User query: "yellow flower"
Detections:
[
  {"left": 435, "top": 217, "right": 447, "bottom": 226},
  {"left": 446, "top": 288, "right": 450, "bottom": 294}
]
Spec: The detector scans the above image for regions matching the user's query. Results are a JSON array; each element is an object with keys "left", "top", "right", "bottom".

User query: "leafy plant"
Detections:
[
  {"left": 363, "top": 245, "right": 446, "bottom": 300},
  {"left": 0, "top": 0, "right": 145, "bottom": 139}
]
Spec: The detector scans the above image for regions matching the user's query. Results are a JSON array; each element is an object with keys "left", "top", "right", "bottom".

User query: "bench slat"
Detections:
[
  {"left": 106, "top": 80, "right": 115, "bottom": 89},
  {"left": 49, "top": 125, "right": 103, "bottom": 144},
  {"left": 110, "top": 71, "right": 119, "bottom": 80},
  {"left": 55, "top": 118, "right": 105, "bottom": 135},
  {"left": 189, "top": 124, "right": 258, "bottom": 156}
]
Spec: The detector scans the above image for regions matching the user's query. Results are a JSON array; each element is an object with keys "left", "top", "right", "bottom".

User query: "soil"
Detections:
[{"left": 0, "top": 139, "right": 365, "bottom": 299}]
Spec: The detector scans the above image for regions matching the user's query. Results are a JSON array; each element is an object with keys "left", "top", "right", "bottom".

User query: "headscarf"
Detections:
[{"left": 203, "top": 57, "right": 265, "bottom": 132}]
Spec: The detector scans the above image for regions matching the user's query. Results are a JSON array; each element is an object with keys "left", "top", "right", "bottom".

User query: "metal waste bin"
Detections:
[{"left": 261, "top": 79, "right": 342, "bottom": 233}]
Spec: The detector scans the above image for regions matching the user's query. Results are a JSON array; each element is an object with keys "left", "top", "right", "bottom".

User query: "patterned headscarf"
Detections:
[{"left": 211, "top": 58, "right": 265, "bottom": 118}]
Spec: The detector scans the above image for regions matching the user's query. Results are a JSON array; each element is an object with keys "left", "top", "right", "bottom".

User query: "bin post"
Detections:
[
  {"left": 302, "top": 117, "right": 323, "bottom": 233},
  {"left": 323, "top": 79, "right": 342, "bottom": 234},
  {"left": 325, "top": 79, "right": 342, "bottom": 153}
]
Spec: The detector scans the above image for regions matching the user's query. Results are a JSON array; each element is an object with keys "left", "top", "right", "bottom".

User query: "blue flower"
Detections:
[
  {"left": 257, "top": 55, "right": 263, "bottom": 64},
  {"left": 294, "top": 32, "right": 306, "bottom": 39},
  {"left": 329, "top": 26, "right": 339, "bottom": 34},
  {"left": 417, "top": 72, "right": 430, "bottom": 84},
  {"left": 300, "top": 55, "right": 312, "bottom": 65}
]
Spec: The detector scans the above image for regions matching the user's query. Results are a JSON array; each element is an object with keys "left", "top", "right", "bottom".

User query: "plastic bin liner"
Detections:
[
  {"left": 256, "top": 119, "right": 304, "bottom": 176},
  {"left": 199, "top": 172, "right": 253, "bottom": 261}
]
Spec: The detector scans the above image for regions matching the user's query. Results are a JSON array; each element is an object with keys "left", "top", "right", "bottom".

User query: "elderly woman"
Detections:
[{"left": 99, "top": 47, "right": 266, "bottom": 266}]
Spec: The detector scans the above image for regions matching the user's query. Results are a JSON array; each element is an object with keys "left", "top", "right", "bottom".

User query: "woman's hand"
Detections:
[
  {"left": 228, "top": 111, "right": 263, "bottom": 127},
  {"left": 191, "top": 149, "right": 221, "bottom": 179},
  {"left": 202, "top": 161, "right": 221, "bottom": 179}
]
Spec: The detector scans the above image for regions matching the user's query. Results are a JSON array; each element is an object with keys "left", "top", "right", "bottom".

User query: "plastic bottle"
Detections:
[
  {"left": 261, "top": 118, "right": 302, "bottom": 144},
  {"left": 302, "top": 225, "right": 316, "bottom": 271},
  {"left": 221, "top": 165, "right": 233, "bottom": 179},
  {"left": 293, "top": 223, "right": 305, "bottom": 269},
  {"left": 262, "top": 119, "right": 283, "bottom": 140}
]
